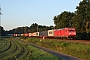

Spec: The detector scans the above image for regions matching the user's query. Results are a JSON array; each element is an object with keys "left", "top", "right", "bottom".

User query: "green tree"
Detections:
[
  {"left": 0, "top": 26, "right": 6, "bottom": 36},
  {"left": 23, "top": 26, "right": 29, "bottom": 33},
  {"left": 53, "top": 11, "right": 75, "bottom": 29},
  {"left": 53, "top": 16, "right": 58, "bottom": 26},
  {"left": 75, "top": 0, "right": 90, "bottom": 33},
  {"left": 6, "top": 23, "right": 54, "bottom": 34},
  {"left": 30, "top": 23, "right": 38, "bottom": 32},
  {"left": 71, "top": 0, "right": 90, "bottom": 39}
]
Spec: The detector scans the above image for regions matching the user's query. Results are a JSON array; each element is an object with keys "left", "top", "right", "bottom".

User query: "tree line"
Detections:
[
  {"left": 0, "top": 0, "right": 90, "bottom": 39},
  {"left": 0, "top": 23, "right": 54, "bottom": 35}
]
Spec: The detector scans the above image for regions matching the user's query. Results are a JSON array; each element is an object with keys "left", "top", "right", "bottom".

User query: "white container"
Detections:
[
  {"left": 48, "top": 30, "right": 54, "bottom": 36},
  {"left": 33, "top": 32, "right": 39, "bottom": 36}
]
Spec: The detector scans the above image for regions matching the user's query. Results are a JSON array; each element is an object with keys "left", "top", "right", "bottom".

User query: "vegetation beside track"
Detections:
[
  {"left": 0, "top": 37, "right": 61, "bottom": 60},
  {"left": 24, "top": 38, "right": 90, "bottom": 60}
]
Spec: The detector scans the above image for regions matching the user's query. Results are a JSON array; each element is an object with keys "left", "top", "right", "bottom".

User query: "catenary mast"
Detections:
[{"left": 0, "top": 6, "right": 2, "bottom": 37}]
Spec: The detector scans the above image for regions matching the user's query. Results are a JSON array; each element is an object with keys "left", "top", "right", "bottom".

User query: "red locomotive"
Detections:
[{"left": 53, "top": 28, "right": 76, "bottom": 38}]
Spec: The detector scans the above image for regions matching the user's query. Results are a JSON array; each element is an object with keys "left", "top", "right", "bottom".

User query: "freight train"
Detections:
[{"left": 13, "top": 27, "right": 76, "bottom": 39}]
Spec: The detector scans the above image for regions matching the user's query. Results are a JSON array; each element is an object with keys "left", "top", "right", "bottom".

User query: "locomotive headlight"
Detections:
[
  {"left": 69, "top": 33, "right": 71, "bottom": 35},
  {"left": 74, "top": 33, "right": 76, "bottom": 35}
]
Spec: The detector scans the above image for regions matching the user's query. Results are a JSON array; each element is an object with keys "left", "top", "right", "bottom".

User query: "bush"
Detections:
[
  {"left": 76, "top": 33, "right": 90, "bottom": 40},
  {"left": 20, "top": 36, "right": 26, "bottom": 39}
]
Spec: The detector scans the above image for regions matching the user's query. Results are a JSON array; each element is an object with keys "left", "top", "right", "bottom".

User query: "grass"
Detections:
[
  {"left": 0, "top": 37, "right": 61, "bottom": 60},
  {"left": 26, "top": 45, "right": 61, "bottom": 60},
  {"left": 26, "top": 38, "right": 90, "bottom": 60}
]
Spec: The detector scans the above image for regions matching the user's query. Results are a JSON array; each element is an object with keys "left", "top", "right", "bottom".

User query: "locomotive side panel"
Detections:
[
  {"left": 54, "top": 29, "right": 66, "bottom": 37},
  {"left": 54, "top": 29, "right": 58, "bottom": 37}
]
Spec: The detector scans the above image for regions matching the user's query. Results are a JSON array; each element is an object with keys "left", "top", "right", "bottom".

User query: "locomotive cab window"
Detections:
[{"left": 68, "top": 30, "right": 75, "bottom": 32}]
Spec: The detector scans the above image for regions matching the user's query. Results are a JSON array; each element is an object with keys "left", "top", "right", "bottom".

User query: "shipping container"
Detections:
[
  {"left": 39, "top": 31, "right": 48, "bottom": 37},
  {"left": 13, "top": 34, "right": 16, "bottom": 36},
  {"left": 29, "top": 33, "right": 35, "bottom": 37},
  {"left": 24, "top": 33, "right": 29, "bottom": 37},
  {"left": 8, "top": 34, "right": 13, "bottom": 36},
  {"left": 33, "top": 32, "right": 39, "bottom": 36},
  {"left": 43, "top": 31, "right": 48, "bottom": 37},
  {"left": 15, "top": 34, "right": 18, "bottom": 37},
  {"left": 48, "top": 30, "right": 54, "bottom": 36},
  {"left": 29, "top": 33, "right": 31, "bottom": 37},
  {"left": 39, "top": 31, "right": 43, "bottom": 37},
  {"left": 36, "top": 32, "right": 39, "bottom": 36},
  {"left": 17, "top": 34, "right": 21, "bottom": 37},
  {"left": 21, "top": 34, "right": 24, "bottom": 36}
]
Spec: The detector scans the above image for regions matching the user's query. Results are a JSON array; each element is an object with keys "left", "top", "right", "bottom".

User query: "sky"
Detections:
[{"left": 0, "top": 0, "right": 82, "bottom": 30}]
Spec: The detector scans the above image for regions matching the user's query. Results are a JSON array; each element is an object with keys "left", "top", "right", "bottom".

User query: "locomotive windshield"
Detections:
[{"left": 68, "top": 30, "right": 75, "bottom": 32}]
